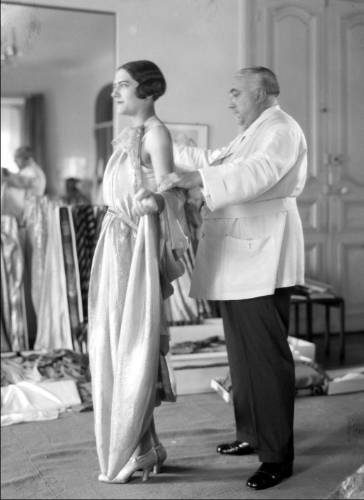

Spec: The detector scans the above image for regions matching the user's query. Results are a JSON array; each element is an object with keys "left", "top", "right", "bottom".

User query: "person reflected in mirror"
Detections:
[
  {"left": 1, "top": 146, "right": 46, "bottom": 224},
  {"left": 88, "top": 60, "right": 187, "bottom": 485},
  {"left": 64, "top": 177, "right": 91, "bottom": 205}
]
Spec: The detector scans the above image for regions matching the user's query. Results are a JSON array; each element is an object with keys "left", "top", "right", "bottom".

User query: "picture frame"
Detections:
[{"left": 165, "top": 123, "right": 209, "bottom": 149}]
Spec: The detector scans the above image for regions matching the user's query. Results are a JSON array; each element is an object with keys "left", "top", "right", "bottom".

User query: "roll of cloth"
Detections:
[{"left": 1, "top": 215, "right": 26, "bottom": 351}]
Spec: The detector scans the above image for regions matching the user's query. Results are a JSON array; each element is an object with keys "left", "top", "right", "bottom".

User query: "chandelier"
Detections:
[{"left": 1, "top": 28, "right": 21, "bottom": 67}]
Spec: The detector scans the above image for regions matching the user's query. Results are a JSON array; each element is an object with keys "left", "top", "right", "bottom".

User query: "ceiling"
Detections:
[{"left": 1, "top": 3, "right": 115, "bottom": 71}]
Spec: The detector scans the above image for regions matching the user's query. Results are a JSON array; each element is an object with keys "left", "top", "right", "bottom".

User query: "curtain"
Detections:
[{"left": 23, "top": 94, "right": 45, "bottom": 169}]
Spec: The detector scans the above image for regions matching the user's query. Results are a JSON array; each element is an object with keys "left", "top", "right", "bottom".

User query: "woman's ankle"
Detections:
[{"left": 135, "top": 430, "right": 153, "bottom": 457}]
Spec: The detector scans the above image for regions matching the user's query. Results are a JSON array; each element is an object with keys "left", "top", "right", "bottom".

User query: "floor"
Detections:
[
  {"left": 2, "top": 333, "right": 363, "bottom": 499},
  {"left": 2, "top": 389, "right": 364, "bottom": 499}
]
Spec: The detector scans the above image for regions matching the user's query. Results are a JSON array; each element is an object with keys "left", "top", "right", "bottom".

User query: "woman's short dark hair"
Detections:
[{"left": 118, "top": 60, "right": 166, "bottom": 101}]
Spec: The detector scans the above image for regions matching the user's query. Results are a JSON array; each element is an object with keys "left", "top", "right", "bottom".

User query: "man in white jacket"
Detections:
[{"left": 158, "top": 67, "right": 307, "bottom": 490}]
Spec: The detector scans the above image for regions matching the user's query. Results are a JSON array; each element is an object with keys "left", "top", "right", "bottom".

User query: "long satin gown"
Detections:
[{"left": 88, "top": 117, "right": 175, "bottom": 481}]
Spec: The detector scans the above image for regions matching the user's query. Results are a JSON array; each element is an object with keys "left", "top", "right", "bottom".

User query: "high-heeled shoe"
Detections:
[
  {"left": 98, "top": 448, "right": 158, "bottom": 484},
  {"left": 153, "top": 443, "right": 167, "bottom": 474}
]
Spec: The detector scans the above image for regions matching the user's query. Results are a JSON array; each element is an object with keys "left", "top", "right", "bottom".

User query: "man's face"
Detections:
[
  {"left": 111, "top": 68, "right": 143, "bottom": 116},
  {"left": 14, "top": 155, "right": 27, "bottom": 169},
  {"left": 228, "top": 75, "right": 259, "bottom": 130}
]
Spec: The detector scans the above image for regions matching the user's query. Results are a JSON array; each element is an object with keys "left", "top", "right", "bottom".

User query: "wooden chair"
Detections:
[{"left": 291, "top": 288, "right": 346, "bottom": 360}]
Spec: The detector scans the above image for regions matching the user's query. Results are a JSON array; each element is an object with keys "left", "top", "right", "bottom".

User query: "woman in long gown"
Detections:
[{"left": 88, "top": 60, "right": 188, "bottom": 484}]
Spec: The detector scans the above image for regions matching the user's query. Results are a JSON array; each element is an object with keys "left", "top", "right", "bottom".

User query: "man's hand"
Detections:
[
  {"left": 1, "top": 167, "right": 10, "bottom": 177},
  {"left": 158, "top": 171, "right": 203, "bottom": 192}
]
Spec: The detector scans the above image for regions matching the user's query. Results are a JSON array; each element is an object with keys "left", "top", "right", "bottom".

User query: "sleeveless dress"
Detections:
[{"left": 88, "top": 117, "right": 187, "bottom": 481}]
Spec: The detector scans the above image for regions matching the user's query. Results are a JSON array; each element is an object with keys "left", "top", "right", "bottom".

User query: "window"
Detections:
[{"left": 1, "top": 97, "right": 25, "bottom": 172}]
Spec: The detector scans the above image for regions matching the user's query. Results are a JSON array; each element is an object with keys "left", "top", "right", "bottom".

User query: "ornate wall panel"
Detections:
[
  {"left": 340, "top": 243, "right": 364, "bottom": 312},
  {"left": 297, "top": 200, "right": 319, "bottom": 231},
  {"left": 341, "top": 14, "right": 364, "bottom": 185},
  {"left": 340, "top": 201, "right": 364, "bottom": 232}
]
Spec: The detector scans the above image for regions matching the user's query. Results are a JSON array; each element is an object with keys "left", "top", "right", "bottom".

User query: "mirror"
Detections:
[{"left": 1, "top": 3, "right": 115, "bottom": 200}]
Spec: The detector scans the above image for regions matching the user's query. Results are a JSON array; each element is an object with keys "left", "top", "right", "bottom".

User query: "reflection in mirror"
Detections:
[
  {"left": 1, "top": 3, "right": 115, "bottom": 199},
  {"left": 1, "top": 3, "right": 115, "bottom": 351}
]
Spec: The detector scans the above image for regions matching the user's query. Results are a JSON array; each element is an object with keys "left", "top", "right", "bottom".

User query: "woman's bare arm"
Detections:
[
  {"left": 134, "top": 126, "right": 174, "bottom": 216},
  {"left": 143, "top": 126, "right": 174, "bottom": 184}
]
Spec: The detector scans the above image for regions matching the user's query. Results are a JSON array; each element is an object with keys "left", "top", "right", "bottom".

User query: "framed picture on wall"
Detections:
[{"left": 166, "top": 123, "right": 209, "bottom": 149}]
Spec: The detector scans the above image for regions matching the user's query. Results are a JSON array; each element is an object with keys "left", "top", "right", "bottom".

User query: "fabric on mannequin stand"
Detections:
[
  {"left": 1, "top": 216, "right": 27, "bottom": 351},
  {"left": 34, "top": 205, "right": 73, "bottom": 350},
  {"left": 23, "top": 196, "right": 52, "bottom": 318},
  {"left": 22, "top": 196, "right": 108, "bottom": 352},
  {"left": 71, "top": 205, "right": 96, "bottom": 323},
  {"left": 59, "top": 207, "right": 84, "bottom": 353}
]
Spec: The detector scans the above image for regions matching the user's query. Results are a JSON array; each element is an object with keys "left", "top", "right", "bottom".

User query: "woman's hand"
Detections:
[{"left": 133, "top": 188, "right": 162, "bottom": 217}]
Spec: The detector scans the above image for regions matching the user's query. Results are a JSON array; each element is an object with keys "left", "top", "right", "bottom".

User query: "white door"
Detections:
[
  {"left": 325, "top": 0, "right": 364, "bottom": 332},
  {"left": 250, "top": 0, "right": 364, "bottom": 331}
]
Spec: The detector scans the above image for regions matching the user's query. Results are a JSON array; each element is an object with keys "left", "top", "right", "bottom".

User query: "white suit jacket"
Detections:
[{"left": 173, "top": 105, "right": 307, "bottom": 300}]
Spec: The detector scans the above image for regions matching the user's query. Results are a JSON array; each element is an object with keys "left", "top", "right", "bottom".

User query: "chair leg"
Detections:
[
  {"left": 324, "top": 305, "right": 331, "bottom": 355},
  {"left": 306, "top": 302, "right": 313, "bottom": 342},
  {"left": 295, "top": 304, "right": 299, "bottom": 337},
  {"left": 339, "top": 300, "right": 346, "bottom": 360}
]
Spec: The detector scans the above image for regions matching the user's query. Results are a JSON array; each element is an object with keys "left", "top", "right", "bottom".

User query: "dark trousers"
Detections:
[{"left": 220, "top": 287, "right": 295, "bottom": 463}]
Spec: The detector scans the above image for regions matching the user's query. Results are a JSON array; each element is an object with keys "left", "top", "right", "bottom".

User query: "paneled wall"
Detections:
[{"left": 251, "top": 0, "right": 364, "bottom": 331}]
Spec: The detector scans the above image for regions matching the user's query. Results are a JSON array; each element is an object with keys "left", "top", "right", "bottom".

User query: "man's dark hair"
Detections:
[
  {"left": 118, "top": 60, "right": 166, "bottom": 101},
  {"left": 238, "top": 66, "right": 280, "bottom": 96}
]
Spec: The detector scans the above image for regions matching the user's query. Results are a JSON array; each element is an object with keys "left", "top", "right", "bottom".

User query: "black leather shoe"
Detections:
[
  {"left": 246, "top": 461, "right": 293, "bottom": 490},
  {"left": 216, "top": 440, "right": 255, "bottom": 455}
]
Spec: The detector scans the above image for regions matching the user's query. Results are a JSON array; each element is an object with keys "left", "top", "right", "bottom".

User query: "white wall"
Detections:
[{"left": 116, "top": 0, "right": 241, "bottom": 149}]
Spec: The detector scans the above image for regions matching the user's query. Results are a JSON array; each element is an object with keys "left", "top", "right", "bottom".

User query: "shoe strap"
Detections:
[{"left": 134, "top": 448, "right": 156, "bottom": 462}]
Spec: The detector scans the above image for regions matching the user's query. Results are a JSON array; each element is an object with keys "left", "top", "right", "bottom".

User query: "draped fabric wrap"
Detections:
[
  {"left": 1, "top": 216, "right": 26, "bottom": 351},
  {"left": 23, "top": 197, "right": 107, "bottom": 351},
  {"left": 89, "top": 214, "right": 161, "bottom": 479},
  {"left": 59, "top": 207, "right": 84, "bottom": 352},
  {"left": 161, "top": 194, "right": 210, "bottom": 324},
  {"left": 35, "top": 207, "right": 73, "bottom": 351},
  {"left": 88, "top": 119, "right": 189, "bottom": 480},
  {"left": 24, "top": 196, "right": 51, "bottom": 317},
  {"left": 71, "top": 205, "right": 96, "bottom": 321},
  {"left": 164, "top": 251, "right": 200, "bottom": 323}
]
